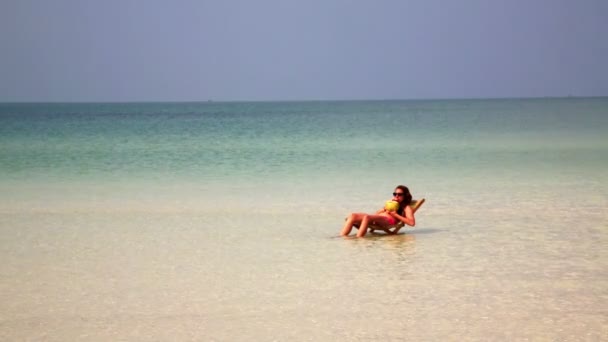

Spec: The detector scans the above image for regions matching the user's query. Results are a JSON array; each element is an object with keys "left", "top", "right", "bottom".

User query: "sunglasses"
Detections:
[{"left": 393, "top": 192, "right": 405, "bottom": 197}]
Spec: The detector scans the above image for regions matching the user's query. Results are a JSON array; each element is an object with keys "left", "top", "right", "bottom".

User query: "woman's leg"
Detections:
[
  {"left": 356, "top": 214, "right": 391, "bottom": 237},
  {"left": 340, "top": 213, "right": 364, "bottom": 236},
  {"left": 356, "top": 215, "right": 370, "bottom": 237}
]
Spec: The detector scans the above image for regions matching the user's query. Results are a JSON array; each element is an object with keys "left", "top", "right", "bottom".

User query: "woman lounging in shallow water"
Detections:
[{"left": 340, "top": 185, "right": 416, "bottom": 238}]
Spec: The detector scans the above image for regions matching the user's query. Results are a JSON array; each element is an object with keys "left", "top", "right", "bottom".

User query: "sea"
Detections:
[{"left": 1, "top": 98, "right": 607, "bottom": 341}]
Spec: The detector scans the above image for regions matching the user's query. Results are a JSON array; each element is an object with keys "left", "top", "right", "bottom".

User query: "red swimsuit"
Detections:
[{"left": 383, "top": 215, "right": 397, "bottom": 226}]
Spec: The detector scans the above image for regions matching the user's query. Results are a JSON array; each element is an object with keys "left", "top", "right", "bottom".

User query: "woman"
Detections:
[{"left": 340, "top": 185, "right": 416, "bottom": 237}]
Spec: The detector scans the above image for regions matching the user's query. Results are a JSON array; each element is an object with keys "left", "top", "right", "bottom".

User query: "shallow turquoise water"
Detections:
[
  {"left": 2, "top": 98, "right": 606, "bottom": 183},
  {"left": 1, "top": 98, "right": 607, "bottom": 340}
]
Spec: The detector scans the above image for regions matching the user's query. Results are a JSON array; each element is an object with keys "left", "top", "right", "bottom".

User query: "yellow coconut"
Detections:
[{"left": 384, "top": 200, "right": 399, "bottom": 212}]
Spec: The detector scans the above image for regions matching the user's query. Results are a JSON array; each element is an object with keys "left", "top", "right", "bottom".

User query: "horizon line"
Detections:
[{"left": 1, "top": 95, "right": 607, "bottom": 104}]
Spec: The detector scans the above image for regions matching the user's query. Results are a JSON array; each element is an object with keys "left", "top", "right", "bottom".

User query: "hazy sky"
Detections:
[{"left": 1, "top": 0, "right": 607, "bottom": 102}]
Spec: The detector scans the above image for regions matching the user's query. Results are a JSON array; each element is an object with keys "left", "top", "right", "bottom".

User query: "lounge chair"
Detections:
[{"left": 365, "top": 198, "right": 426, "bottom": 234}]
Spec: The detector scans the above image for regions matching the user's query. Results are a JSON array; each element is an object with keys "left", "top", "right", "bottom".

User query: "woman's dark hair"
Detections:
[{"left": 395, "top": 185, "right": 412, "bottom": 215}]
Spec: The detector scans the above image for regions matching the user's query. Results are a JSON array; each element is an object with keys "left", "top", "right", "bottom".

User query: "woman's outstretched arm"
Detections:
[{"left": 388, "top": 206, "right": 415, "bottom": 234}]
